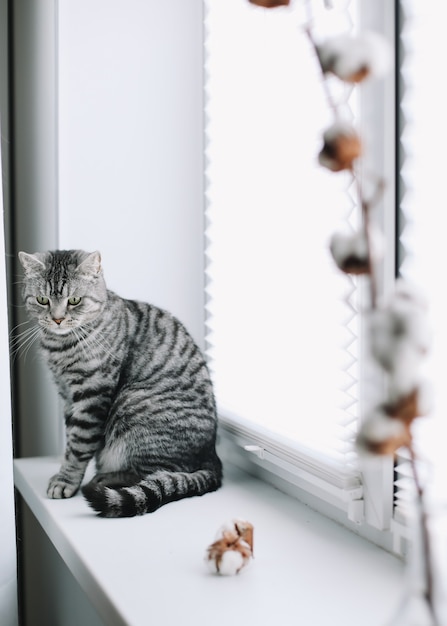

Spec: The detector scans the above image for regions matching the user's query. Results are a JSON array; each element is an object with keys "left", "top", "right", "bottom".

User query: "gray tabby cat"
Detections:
[{"left": 18, "top": 249, "right": 222, "bottom": 517}]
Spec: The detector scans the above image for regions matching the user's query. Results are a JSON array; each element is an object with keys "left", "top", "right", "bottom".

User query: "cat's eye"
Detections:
[
  {"left": 36, "top": 296, "right": 49, "bottom": 306},
  {"left": 68, "top": 296, "right": 82, "bottom": 306}
]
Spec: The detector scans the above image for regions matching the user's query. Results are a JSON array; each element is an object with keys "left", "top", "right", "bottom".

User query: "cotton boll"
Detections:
[
  {"left": 356, "top": 408, "right": 410, "bottom": 455},
  {"left": 330, "top": 227, "right": 384, "bottom": 275},
  {"left": 388, "top": 343, "right": 433, "bottom": 402},
  {"left": 369, "top": 282, "right": 431, "bottom": 377},
  {"left": 205, "top": 520, "right": 254, "bottom": 576},
  {"left": 360, "top": 384, "right": 432, "bottom": 457},
  {"left": 369, "top": 311, "right": 427, "bottom": 379},
  {"left": 402, "top": 306, "right": 431, "bottom": 354},
  {"left": 386, "top": 348, "right": 424, "bottom": 399},
  {"left": 368, "top": 307, "right": 399, "bottom": 371},
  {"left": 317, "top": 36, "right": 349, "bottom": 74},
  {"left": 205, "top": 546, "right": 247, "bottom": 576},
  {"left": 206, "top": 532, "right": 252, "bottom": 575},
  {"left": 362, "top": 409, "right": 406, "bottom": 441},
  {"left": 330, "top": 231, "right": 369, "bottom": 274},
  {"left": 318, "top": 122, "right": 362, "bottom": 172},
  {"left": 385, "top": 381, "right": 434, "bottom": 425},
  {"left": 317, "top": 31, "right": 392, "bottom": 83}
]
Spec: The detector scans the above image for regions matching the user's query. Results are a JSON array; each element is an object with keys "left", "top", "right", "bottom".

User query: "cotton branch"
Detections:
[
  {"left": 307, "top": 17, "right": 438, "bottom": 624},
  {"left": 245, "top": 0, "right": 437, "bottom": 618}
]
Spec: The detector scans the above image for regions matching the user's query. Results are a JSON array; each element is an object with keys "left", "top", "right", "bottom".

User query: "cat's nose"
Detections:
[{"left": 53, "top": 318, "right": 64, "bottom": 325}]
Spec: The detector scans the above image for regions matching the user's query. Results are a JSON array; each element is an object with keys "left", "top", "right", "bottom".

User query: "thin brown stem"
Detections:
[
  {"left": 304, "top": 26, "right": 339, "bottom": 117},
  {"left": 353, "top": 172, "right": 385, "bottom": 310},
  {"left": 408, "top": 444, "right": 439, "bottom": 626},
  {"left": 363, "top": 202, "right": 378, "bottom": 309}
]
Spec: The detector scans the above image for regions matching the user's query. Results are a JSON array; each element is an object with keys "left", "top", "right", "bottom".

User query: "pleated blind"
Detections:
[
  {"left": 395, "top": 0, "right": 447, "bottom": 522},
  {"left": 204, "top": 0, "right": 362, "bottom": 488}
]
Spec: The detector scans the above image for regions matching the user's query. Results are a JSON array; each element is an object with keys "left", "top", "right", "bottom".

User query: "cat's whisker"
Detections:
[
  {"left": 72, "top": 327, "right": 93, "bottom": 361},
  {"left": 9, "top": 324, "right": 39, "bottom": 349},
  {"left": 22, "top": 333, "right": 43, "bottom": 362},
  {"left": 72, "top": 325, "right": 103, "bottom": 362},
  {"left": 91, "top": 334, "right": 118, "bottom": 363},
  {"left": 9, "top": 324, "right": 42, "bottom": 363},
  {"left": 9, "top": 319, "right": 34, "bottom": 337},
  {"left": 78, "top": 323, "right": 120, "bottom": 363}
]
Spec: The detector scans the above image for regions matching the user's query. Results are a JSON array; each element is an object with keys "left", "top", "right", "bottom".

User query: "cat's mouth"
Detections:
[
  {"left": 43, "top": 322, "right": 74, "bottom": 336},
  {"left": 54, "top": 327, "right": 72, "bottom": 334}
]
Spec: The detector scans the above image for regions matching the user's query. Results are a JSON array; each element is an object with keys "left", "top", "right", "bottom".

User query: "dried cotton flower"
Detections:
[
  {"left": 356, "top": 407, "right": 411, "bottom": 456},
  {"left": 369, "top": 281, "right": 431, "bottom": 395},
  {"left": 384, "top": 383, "right": 433, "bottom": 425},
  {"left": 330, "top": 227, "right": 384, "bottom": 275},
  {"left": 357, "top": 381, "right": 432, "bottom": 456},
  {"left": 206, "top": 519, "right": 254, "bottom": 576},
  {"left": 317, "top": 31, "right": 392, "bottom": 83},
  {"left": 318, "top": 122, "right": 362, "bottom": 172},
  {"left": 330, "top": 231, "right": 369, "bottom": 275}
]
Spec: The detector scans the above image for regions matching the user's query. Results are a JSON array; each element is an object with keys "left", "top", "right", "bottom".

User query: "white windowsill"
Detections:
[{"left": 14, "top": 457, "right": 404, "bottom": 626}]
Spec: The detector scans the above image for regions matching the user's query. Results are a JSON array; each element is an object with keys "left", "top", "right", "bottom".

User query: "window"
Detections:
[
  {"left": 205, "top": 0, "right": 397, "bottom": 542},
  {"left": 205, "top": 0, "right": 360, "bottom": 456},
  {"left": 8, "top": 2, "right": 406, "bottom": 622},
  {"left": 11, "top": 0, "right": 427, "bottom": 558}
]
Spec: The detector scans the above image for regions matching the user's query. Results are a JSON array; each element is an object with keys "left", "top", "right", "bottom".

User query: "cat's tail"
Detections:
[{"left": 81, "top": 465, "right": 223, "bottom": 517}]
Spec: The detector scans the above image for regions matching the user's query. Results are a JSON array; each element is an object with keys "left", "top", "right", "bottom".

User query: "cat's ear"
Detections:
[
  {"left": 77, "top": 251, "right": 102, "bottom": 276},
  {"left": 18, "top": 251, "right": 46, "bottom": 275}
]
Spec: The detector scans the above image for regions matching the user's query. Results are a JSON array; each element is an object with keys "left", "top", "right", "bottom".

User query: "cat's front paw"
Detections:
[{"left": 47, "top": 474, "right": 80, "bottom": 499}]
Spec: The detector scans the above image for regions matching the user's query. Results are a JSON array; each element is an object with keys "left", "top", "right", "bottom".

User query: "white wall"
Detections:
[
  {"left": 58, "top": 0, "right": 206, "bottom": 346},
  {"left": 12, "top": 2, "right": 206, "bottom": 623}
]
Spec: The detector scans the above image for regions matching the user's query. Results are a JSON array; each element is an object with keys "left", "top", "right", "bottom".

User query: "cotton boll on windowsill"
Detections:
[{"left": 206, "top": 519, "right": 254, "bottom": 576}]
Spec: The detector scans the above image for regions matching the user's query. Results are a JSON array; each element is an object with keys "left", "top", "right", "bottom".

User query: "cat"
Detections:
[{"left": 18, "top": 249, "right": 222, "bottom": 517}]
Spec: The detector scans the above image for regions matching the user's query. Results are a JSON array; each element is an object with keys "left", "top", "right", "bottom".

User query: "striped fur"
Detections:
[{"left": 18, "top": 250, "right": 222, "bottom": 517}]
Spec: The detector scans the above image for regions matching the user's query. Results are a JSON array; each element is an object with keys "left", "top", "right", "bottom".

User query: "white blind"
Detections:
[
  {"left": 204, "top": 0, "right": 361, "bottom": 483},
  {"left": 395, "top": 0, "right": 447, "bottom": 518}
]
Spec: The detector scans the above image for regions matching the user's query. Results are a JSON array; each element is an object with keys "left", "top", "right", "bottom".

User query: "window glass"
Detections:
[{"left": 205, "top": 0, "right": 361, "bottom": 473}]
